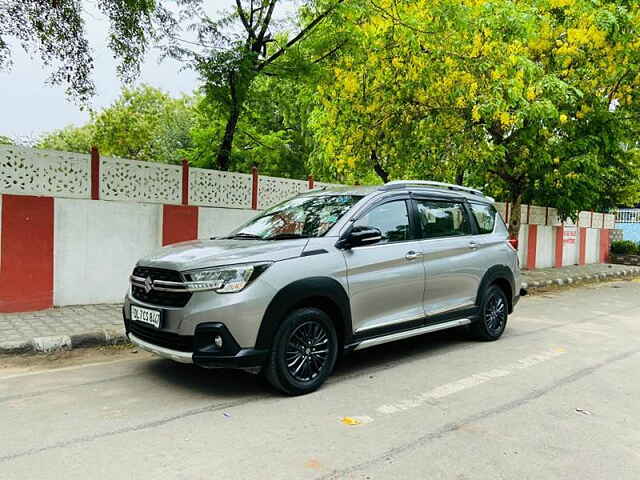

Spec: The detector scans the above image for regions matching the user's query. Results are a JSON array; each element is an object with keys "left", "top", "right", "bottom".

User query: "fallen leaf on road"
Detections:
[
  {"left": 341, "top": 417, "right": 361, "bottom": 426},
  {"left": 341, "top": 416, "right": 373, "bottom": 426}
]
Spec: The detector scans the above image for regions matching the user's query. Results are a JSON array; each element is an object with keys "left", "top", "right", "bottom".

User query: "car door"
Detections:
[
  {"left": 342, "top": 198, "right": 426, "bottom": 334},
  {"left": 467, "top": 200, "right": 509, "bottom": 275},
  {"left": 414, "top": 197, "right": 482, "bottom": 317}
]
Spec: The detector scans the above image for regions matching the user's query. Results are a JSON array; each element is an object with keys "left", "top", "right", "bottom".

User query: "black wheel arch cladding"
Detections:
[
  {"left": 476, "top": 265, "right": 516, "bottom": 313},
  {"left": 255, "top": 276, "right": 353, "bottom": 350}
]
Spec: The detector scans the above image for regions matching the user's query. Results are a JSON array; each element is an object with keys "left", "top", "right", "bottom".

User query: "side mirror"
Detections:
[{"left": 336, "top": 226, "right": 383, "bottom": 249}]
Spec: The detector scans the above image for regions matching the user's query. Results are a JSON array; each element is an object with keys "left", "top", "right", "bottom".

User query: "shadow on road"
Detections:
[{"left": 140, "top": 327, "right": 474, "bottom": 397}]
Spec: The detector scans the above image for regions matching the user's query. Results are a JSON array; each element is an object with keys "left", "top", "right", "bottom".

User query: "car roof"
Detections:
[{"left": 303, "top": 183, "right": 494, "bottom": 204}]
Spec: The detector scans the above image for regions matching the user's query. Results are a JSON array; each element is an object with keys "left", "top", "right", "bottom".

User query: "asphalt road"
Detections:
[{"left": 2, "top": 280, "right": 640, "bottom": 479}]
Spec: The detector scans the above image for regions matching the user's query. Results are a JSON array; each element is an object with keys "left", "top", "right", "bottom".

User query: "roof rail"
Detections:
[{"left": 382, "top": 180, "right": 484, "bottom": 197}]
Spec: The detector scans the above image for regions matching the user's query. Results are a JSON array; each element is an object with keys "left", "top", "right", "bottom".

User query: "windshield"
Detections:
[{"left": 229, "top": 195, "right": 362, "bottom": 240}]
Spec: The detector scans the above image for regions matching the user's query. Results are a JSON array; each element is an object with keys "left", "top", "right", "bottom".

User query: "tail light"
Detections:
[{"left": 507, "top": 237, "right": 518, "bottom": 250}]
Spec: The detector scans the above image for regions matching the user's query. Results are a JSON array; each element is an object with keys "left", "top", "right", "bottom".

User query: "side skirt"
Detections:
[
  {"left": 351, "top": 318, "right": 472, "bottom": 351},
  {"left": 346, "top": 307, "right": 479, "bottom": 352}
]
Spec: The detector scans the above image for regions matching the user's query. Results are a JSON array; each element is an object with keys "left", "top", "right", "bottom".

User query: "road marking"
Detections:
[
  {"left": 377, "top": 348, "right": 566, "bottom": 415},
  {"left": 0, "top": 358, "right": 139, "bottom": 381}
]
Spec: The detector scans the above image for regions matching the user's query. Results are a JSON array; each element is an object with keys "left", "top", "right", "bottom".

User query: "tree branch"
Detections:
[
  {"left": 608, "top": 69, "right": 630, "bottom": 105},
  {"left": 257, "top": 0, "right": 345, "bottom": 71},
  {"left": 312, "top": 41, "right": 347, "bottom": 64},
  {"left": 236, "top": 0, "right": 256, "bottom": 40},
  {"left": 257, "top": 0, "right": 277, "bottom": 44}
]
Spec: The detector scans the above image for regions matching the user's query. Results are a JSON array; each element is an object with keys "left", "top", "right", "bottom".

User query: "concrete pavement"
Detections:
[
  {"left": 1, "top": 280, "right": 639, "bottom": 479},
  {"left": 1, "top": 262, "right": 639, "bottom": 355}
]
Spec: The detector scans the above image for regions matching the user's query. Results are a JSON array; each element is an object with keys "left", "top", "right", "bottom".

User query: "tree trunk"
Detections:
[
  {"left": 371, "top": 150, "right": 389, "bottom": 183},
  {"left": 216, "top": 70, "right": 253, "bottom": 171},
  {"left": 216, "top": 105, "right": 241, "bottom": 171},
  {"left": 507, "top": 192, "right": 523, "bottom": 240},
  {"left": 455, "top": 166, "right": 465, "bottom": 186}
]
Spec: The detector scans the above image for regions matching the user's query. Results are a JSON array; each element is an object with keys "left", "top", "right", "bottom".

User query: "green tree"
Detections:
[
  {"left": 313, "top": 0, "right": 640, "bottom": 236},
  {"left": 162, "top": 0, "right": 346, "bottom": 170},
  {"left": 92, "top": 85, "right": 196, "bottom": 163},
  {"left": 0, "top": 1, "right": 174, "bottom": 102},
  {"left": 0, "top": 135, "right": 13, "bottom": 145},
  {"left": 36, "top": 85, "right": 197, "bottom": 164},
  {"left": 187, "top": 53, "right": 336, "bottom": 178},
  {"left": 36, "top": 124, "right": 95, "bottom": 153}
]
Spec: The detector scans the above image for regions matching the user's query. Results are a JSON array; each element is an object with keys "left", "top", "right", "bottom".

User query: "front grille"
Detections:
[
  {"left": 130, "top": 321, "right": 194, "bottom": 352},
  {"left": 131, "top": 267, "right": 192, "bottom": 308}
]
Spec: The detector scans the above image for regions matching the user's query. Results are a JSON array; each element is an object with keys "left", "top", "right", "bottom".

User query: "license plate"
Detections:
[{"left": 131, "top": 305, "right": 161, "bottom": 328}]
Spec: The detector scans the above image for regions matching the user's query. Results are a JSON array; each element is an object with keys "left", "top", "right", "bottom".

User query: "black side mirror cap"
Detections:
[{"left": 336, "top": 226, "right": 383, "bottom": 249}]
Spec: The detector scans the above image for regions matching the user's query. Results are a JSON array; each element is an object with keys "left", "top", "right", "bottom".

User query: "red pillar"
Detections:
[
  {"left": 90, "top": 146, "right": 100, "bottom": 200},
  {"left": 0, "top": 195, "right": 54, "bottom": 312},
  {"left": 251, "top": 166, "right": 259, "bottom": 210},
  {"left": 308, "top": 175, "right": 314, "bottom": 190},
  {"left": 526, "top": 224, "right": 538, "bottom": 270},
  {"left": 181, "top": 159, "right": 189, "bottom": 206},
  {"left": 600, "top": 229, "right": 610, "bottom": 263},
  {"left": 162, "top": 205, "right": 199, "bottom": 246},
  {"left": 554, "top": 226, "right": 564, "bottom": 268},
  {"left": 578, "top": 227, "right": 587, "bottom": 265}
]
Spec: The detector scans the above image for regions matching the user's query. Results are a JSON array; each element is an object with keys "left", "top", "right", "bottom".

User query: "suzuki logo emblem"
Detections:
[{"left": 144, "top": 276, "right": 153, "bottom": 293}]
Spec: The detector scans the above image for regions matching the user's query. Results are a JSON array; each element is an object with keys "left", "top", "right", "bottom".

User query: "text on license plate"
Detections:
[{"left": 131, "top": 305, "right": 161, "bottom": 328}]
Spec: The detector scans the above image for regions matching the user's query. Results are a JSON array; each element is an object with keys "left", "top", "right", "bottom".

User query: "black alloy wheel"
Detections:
[{"left": 264, "top": 307, "right": 338, "bottom": 395}]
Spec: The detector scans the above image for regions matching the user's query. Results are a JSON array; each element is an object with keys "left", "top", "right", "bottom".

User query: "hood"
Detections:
[{"left": 137, "top": 238, "right": 309, "bottom": 272}]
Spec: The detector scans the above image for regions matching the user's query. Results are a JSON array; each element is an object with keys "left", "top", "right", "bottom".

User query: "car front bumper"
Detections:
[{"left": 124, "top": 308, "right": 269, "bottom": 370}]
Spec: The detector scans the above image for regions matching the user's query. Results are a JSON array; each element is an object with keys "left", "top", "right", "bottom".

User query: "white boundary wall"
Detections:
[
  {"left": 0, "top": 145, "right": 616, "bottom": 308},
  {"left": 53, "top": 199, "right": 260, "bottom": 305}
]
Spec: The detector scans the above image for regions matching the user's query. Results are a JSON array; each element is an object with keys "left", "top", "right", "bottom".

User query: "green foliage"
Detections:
[
  {"left": 611, "top": 240, "right": 640, "bottom": 255},
  {"left": 0, "top": 1, "right": 172, "bottom": 102},
  {"left": 36, "top": 124, "right": 95, "bottom": 154},
  {"left": 36, "top": 85, "right": 196, "bottom": 164},
  {"left": 160, "top": 0, "right": 348, "bottom": 169},
  {"left": 92, "top": 85, "right": 195, "bottom": 163},
  {"left": 311, "top": 0, "right": 640, "bottom": 234},
  {"left": 0, "top": 135, "right": 13, "bottom": 145}
]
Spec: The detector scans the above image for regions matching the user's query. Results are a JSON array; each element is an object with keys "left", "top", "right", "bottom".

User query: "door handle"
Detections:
[
  {"left": 405, "top": 251, "right": 422, "bottom": 260},
  {"left": 469, "top": 241, "right": 478, "bottom": 250}
]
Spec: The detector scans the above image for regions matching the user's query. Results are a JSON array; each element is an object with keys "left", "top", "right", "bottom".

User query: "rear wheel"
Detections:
[
  {"left": 264, "top": 307, "right": 338, "bottom": 395},
  {"left": 469, "top": 285, "right": 508, "bottom": 341}
]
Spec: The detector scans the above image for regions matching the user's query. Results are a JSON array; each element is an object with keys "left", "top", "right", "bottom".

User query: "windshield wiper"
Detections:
[
  {"left": 226, "top": 233, "right": 265, "bottom": 240},
  {"left": 266, "top": 233, "right": 310, "bottom": 240}
]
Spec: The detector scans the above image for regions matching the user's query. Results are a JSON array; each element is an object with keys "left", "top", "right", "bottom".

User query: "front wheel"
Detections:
[
  {"left": 264, "top": 307, "right": 338, "bottom": 395},
  {"left": 469, "top": 285, "right": 508, "bottom": 341}
]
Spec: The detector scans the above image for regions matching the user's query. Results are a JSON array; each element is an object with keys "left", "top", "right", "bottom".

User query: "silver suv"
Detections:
[{"left": 124, "top": 181, "right": 521, "bottom": 395}]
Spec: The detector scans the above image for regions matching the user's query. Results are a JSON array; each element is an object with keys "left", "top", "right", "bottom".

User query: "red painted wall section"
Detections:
[
  {"left": 600, "top": 229, "right": 610, "bottom": 263},
  {"left": 162, "top": 205, "right": 199, "bottom": 246},
  {"left": 0, "top": 195, "right": 54, "bottom": 312},
  {"left": 554, "top": 226, "right": 564, "bottom": 268},
  {"left": 578, "top": 228, "right": 587, "bottom": 265},
  {"left": 526, "top": 225, "right": 538, "bottom": 270}
]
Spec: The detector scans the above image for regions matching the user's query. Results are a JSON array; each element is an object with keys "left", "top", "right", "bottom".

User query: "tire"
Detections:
[
  {"left": 469, "top": 284, "right": 509, "bottom": 341},
  {"left": 264, "top": 307, "right": 339, "bottom": 395}
]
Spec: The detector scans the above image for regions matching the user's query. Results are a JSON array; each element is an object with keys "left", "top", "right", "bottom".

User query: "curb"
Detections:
[
  {"left": 522, "top": 267, "right": 640, "bottom": 292},
  {"left": 2, "top": 267, "right": 640, "bottom": 355},
  {"left": 0, "top": 328, "right": 128, "bottom": 355}
]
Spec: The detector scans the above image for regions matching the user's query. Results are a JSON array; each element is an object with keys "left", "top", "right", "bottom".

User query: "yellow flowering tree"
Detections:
[{"left": 312, "top": 0, "right": 640, "bottom": 236}]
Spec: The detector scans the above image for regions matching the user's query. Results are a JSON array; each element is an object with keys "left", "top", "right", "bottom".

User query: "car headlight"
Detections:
[{"left": 184, "top": 263, "right": 271, "bottom": 293}]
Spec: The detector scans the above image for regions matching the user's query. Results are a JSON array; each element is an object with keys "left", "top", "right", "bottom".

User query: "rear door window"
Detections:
[
  {"left": 415, "top": 200, "right": 471, "bottom": 239},
  {"left": 470, "top": 203, "right": 497, "bottom": 234}
]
